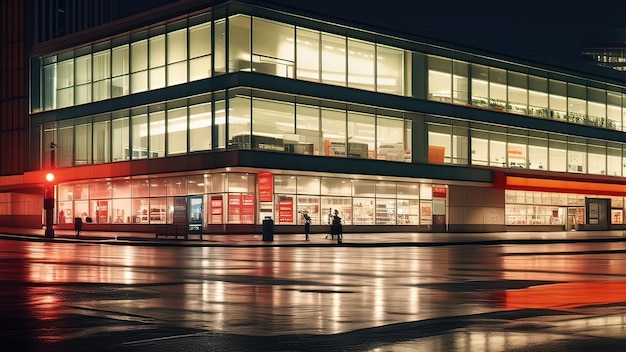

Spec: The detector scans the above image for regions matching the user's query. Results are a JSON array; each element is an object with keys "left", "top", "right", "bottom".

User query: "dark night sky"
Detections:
[{"left": 117, "top": 0, "right": 626, "bottom": 64}]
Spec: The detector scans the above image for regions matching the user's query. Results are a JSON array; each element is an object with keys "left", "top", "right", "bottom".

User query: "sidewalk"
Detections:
[{"left": 1, "top": 226, "right": 626, "bottom": 247}]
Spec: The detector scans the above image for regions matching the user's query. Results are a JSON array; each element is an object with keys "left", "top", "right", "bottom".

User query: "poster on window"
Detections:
[
  {"left": 420, "top": 201, "right": 432, "bottom": 225},
  {"left": 278, "top": 196, "right": 294, "bottom": 223},
  {"left": 242, "top": 194, "right": 255, "bottom": 224},
  {"left": 228, "top": 194, "right": 242, "bottom": 222},
  {"left": 258, "top": 173, "right": 273, "bottom": 202},
  {"left": 97, "top": 200, "right": 108, "bottom": 224},
  {"left": 210, "top": 195, "right": 223, "bottom": 223}
]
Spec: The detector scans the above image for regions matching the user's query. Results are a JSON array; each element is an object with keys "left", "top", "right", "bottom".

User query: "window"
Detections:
[
  {"left": 228, "top": 96, "right": 251, "bottom": 150},
  {"left": 296, "top": 28, "right": 320, "bottom": 82},
  {"left": 347, "top": 38, "right": 375, "bottom": 90},
  {"left": 252, "top": 98, "right": 294, "bottom": 151},
  {"left": 428, "top": 55, "right": 452, "bottom": 103},
  {"left": 471, "top": 64, "right": 488, "bottom": 108},
  {"left": 252, "top": 18, "right": 294, "bottom": 78},
  {"left": 189, "top": 101, "right": 212, "bottom": 152},
  {"left": 149, "top": 107, "right": 165, "bottom": 158},
  {"left": 321, "top": 33, "right": 346, "bottom": 86},
  {"left": 131, "top": 108, "right": 148, "bottom": 159},
  {"left": 377, "top": 115, "right": 404, "bottom": 161},
  {"left": 229, "top": 15, "right": 251, "bottom": 72},
  {"left": 167, "top": 28, "right": 188, "bottom": 86},
  {"left": 321, "top": 108, "right": 346, "bottom": 156},
  {"left": 377, "top": 44, "right": 405, "bottom": 95},
  {"left": 167, "top": 105, "right": 188, "bottom": 155},
  {"left": 347, "top": 111, "right": 375, "bottom": 159},
  {"left": 112, "top": 112, "right": 129, "bottom": 162},
  {"left": 189, "top": 22, "right": 212, "bottom": 81}
]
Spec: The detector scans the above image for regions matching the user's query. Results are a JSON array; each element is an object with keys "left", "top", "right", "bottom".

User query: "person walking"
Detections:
[
  {"left": 302, "top": 210, "right": 311, "bottom": 241},
  {"left": 331, "top": 209, "right": 342, "bottom": 244}
]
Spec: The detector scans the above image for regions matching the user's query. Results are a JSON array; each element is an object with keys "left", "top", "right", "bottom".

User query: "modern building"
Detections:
[{"left": 2, "top": 0, "right": 626, "bottom": 236}]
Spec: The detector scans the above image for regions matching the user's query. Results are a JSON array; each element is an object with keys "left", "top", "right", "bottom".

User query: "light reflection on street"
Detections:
[{"left": 1, "top": 239, "right": 625, "bottom": 351}]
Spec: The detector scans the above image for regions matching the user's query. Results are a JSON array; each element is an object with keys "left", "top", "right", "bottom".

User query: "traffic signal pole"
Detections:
[{"left": 44, "top": 143, "right": 56, "bottom": 238}]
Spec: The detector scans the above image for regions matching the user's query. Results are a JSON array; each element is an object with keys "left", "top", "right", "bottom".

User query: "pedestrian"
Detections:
[
  {"left": 331, "top": 209, "right": 342, "bottom": 244},
  {"left": 302, "top": 210, "right": 311, "bottom": 241},
  {"left": 325, "top": 208, "right": 333, "bottom": 239}
]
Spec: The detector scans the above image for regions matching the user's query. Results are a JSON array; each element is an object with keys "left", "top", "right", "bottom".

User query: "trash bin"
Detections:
[
  {"left": 74, "top": 217, "right": 83, "bottom": 236},
  {"left": 262, "top": 216, "right": 274, "bottom": 242}
]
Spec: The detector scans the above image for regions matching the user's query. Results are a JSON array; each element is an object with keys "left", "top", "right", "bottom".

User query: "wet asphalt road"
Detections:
[{"left": 1, "top": 238, "right": 625, "bottom": 351}]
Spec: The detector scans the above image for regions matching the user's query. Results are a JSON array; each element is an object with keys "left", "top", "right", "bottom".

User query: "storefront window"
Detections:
[
  {"left": 297, "top": 176, "right": 320, "bottom": 194},
  {"left": 297, "top": 195, "right": 320, "bottom": 224},
  {"left": 353, "top": 198, "right": 375, "bottom": 225},
  {"left": 187, "top": 175, "right": 206, "bottom": 195},
  {"left": 111, "top": 198, "right": 131, "bottom": 223},
  {"left": 274, "top": 175, "right": 297, "bottom": 194},
  {"left": 321, "top": 197, "right": 352, "bottom": 225},
  {"left": 397, "top": 199, "right": 419, "bottom": 225},
  {"left": 376, "top": 198, "right": 396, "bottom": 225},
  {"left": 166, "top": 176, "right": 187, "bottom": 196},
  {"left": 149, "top": 178, "right": 166, "bottom": 197}
]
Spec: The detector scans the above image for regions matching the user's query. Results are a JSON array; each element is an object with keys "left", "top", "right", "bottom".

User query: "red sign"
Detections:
[
  {"left": 228, "top": 194, "right": 241, "bottom": 222},
  {"left": 210, "top": 195, "right": 222, "bottom": 223},
  {"left": 258, "top": 173, "right": 273, "bottom": 202},
  {"left": 278, "top": 196, "right": 293, "bottom": 223},
  {"left": 97, "top": 200, "right": 108, "bottom": 224},
  {"left": 432, "top": 186, "right": 447, "bottom": 198},
  {"left": 242, "top": 194, "right": 255, "bottom": 217}
]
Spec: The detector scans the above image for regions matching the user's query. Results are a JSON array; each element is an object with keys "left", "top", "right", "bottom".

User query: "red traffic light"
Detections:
[{"left": 45, "top": 172, "right": 55, "bottom": 182}]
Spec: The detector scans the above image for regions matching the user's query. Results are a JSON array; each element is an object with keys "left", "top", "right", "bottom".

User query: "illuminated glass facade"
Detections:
[{"left": 3, "top": 0, "right": 626, "bottom": 233}]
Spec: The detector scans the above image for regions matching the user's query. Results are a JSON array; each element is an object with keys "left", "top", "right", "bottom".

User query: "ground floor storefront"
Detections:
[{"left": 2, "top": 167, "right": 625, "bottom": 235}]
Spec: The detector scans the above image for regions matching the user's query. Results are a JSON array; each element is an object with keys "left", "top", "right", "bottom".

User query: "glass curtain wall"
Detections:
[
  {"left": 38, "top": 12, "right": 407, "bottom": 112},
  {"left": 428, "top": 119, "right": 621, "bottom": 177},
  {"left": 426, "top": 56, "right": 625, "bottom": 132}
]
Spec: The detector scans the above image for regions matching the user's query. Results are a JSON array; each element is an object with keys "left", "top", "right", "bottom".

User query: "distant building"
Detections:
[
  {"left": 581, "top": 29, "right": 626, "bottom": 71},
  {"left": 2, "top": 0, "right": 626, "bottom": 235}
]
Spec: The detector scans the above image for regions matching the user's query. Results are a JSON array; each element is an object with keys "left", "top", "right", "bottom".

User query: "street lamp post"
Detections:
[{"left": 44, "top": 142, "right": 56, "bottom": 238}]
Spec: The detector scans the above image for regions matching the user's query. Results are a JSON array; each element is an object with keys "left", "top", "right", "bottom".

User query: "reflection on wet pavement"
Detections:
[{"left": 0, "top": 239, "right": 625, "bottom": 351}]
